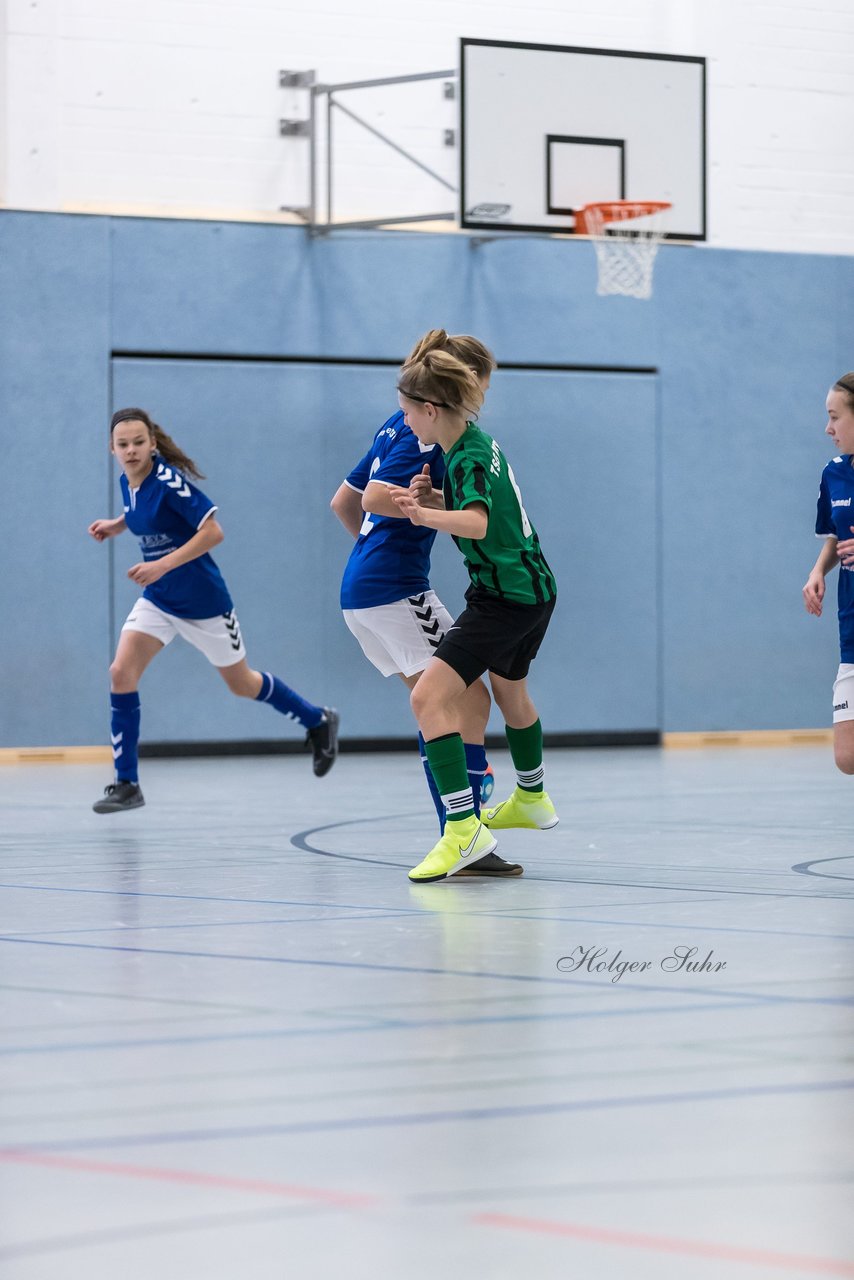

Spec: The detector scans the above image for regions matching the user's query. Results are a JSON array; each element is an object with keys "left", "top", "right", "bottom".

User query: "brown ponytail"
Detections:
[{"left": 110, "top": 408, "right": 205, "bottom": 480}]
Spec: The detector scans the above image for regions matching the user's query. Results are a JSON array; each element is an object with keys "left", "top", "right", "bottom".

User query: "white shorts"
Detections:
[
  {"left": 833, "top": 664, "right": 854, "bottom": 723},
  {"left": 343, "top": 590, "right": 455, "bottom": 678},
  {"left": 122, "top": 598, "right": 247, "bottom": 668}
]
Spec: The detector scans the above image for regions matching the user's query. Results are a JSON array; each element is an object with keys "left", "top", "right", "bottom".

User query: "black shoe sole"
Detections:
[
  {"left": 92, "top": 798, "right": 145, "bottom": 814},
  {"left": 312, "top": 708, "right": 340, "bottom": 777},
  {"left": 457, "top": 853, "right": 524, "bottom": 878}
]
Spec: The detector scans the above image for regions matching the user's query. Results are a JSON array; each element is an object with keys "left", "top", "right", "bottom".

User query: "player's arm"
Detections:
[
  {"left": 379, "top": 464, "right": 445, "bottom": 514},
  {"left": 362, "top": 480, "right": 410, "bottom": 518},
  {"left": 364, "top": 461, "right": 444, "bottom": 517},
  {"left": 330, "top": 482, "right": 365, "bottom": 537},
  {"left": 127, "top": 517, "right": 224, "bottom": 587},
  {"left": 803, "top": 535, "right": 839, "bottom": 617},
  {"left": 392, "top": 492, "right": 488, "bottom": 540},
  {"left": 88, "top": 515, "right": 127, "bottom": 541}
]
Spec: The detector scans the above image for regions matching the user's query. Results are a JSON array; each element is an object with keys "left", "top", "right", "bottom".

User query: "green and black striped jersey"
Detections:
[{"left": 443, "top": 424, "right": 557, "bottom": 606}]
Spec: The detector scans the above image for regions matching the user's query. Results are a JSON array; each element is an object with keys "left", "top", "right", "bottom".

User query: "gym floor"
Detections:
[{"left": 1, "top": 745, "right": 852, "bottom": 1279}]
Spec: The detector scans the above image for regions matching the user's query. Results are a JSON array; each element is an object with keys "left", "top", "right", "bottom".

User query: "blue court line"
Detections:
[
  {"left": 794, "top": 856, "right": 854, "bottom": 884},
  {"left": 0, "top": 1203, "right": 327, "bottom": 1263},
  {"left": 0, "top": 882, "right": 417, "bottom": 913},
  {"left": 1, "top": 935, "right": 852, "bottom": 1013},
  {"left": 438, "top": 908, "right": 854, "bottom": 944},
  {"left": 292, "top": 857, "right": 854, "bottom": 904},
  {"left": 0, "top": 999, "right": 775, "bottom": 1057},
  {"left": 2, "top": 881, "right": 853, "bottom": 943},
  {"left": 4, "top": 911, "right": 419, "bottom": 939},
  {"left": 5, "top": 1078, "right": 853, "bottom": 1154},
  {"left": 291, "top": 818, "right": 854, "bottom": 901}
]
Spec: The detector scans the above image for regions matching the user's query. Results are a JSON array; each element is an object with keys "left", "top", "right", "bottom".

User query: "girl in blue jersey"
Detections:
[
  {"left": 803, "top": 372, "right": 854, "bottom": 774},
  {"left": 330, "top": 332, "right": 520, "bottom": 877},
  {"left": 88, "top": 408, "right": 338, "bottom": 812}
]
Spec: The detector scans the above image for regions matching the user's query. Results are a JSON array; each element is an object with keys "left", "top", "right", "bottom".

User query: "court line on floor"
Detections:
[
  {"left": 413, "top": 1167, "right": 854, "bottom": 1204},
  {"left": 4, "top": 1078, "right": 853, "bottom": 1155},
  {"left": 0, "top": 1202, "right": 332, "bottom": 1263},
  {"left": 794, "top": 857, "right": 854, "bottom": 884},
  {"left": 0, "top": 981, "right": 274, "bottom": 1015},
  {"left": 413, "top": 906, "right": 854, "bottom": 942},
  {"left": 1, "top": 910, "right": 420, "bottom": 939},
  {"left": 6, "top": 1055, "right": 833, "bottom": 1130},
  {"left": 2, "top": 933, "right": 853, "bottom": 1018},
  {"left": 0, "top": 1011, "right": 266, "bottom": 1037},
  {"left": 1, "top": 880, "right": 852, "bottom": 942},
  {"left": 4, "top": 1032, "right": 803, "bottom": 1098},
  {"left": 3, "top": 935, "right": 853, "bottom": 1013},
  {"left": 0, "top": 998, "right": 774, "bottom": 1057},
  {"left": 290, "top": 823, "right": 854, "bottom": 901},
  {"left": 0, "top": 1148, "right": 375, "bottom": 1206},
  {"left": 0, "top": 881, "right": 417, "bottom": 913},
  {"left": 3, "top": 1162, "right": 848, "bottom": 1271},
  {"left": 473, "top": 1211, "right": 854, "bottom": 1276}
]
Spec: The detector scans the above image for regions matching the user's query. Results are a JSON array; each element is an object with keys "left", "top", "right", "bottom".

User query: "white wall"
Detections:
[{"left": 2, "top": 0, "right": 853, "bottom": 252}]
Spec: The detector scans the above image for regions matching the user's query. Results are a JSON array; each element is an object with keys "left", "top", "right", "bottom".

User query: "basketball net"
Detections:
[{"left": 576, "top": 201, "right": 671, "bottom": 300}]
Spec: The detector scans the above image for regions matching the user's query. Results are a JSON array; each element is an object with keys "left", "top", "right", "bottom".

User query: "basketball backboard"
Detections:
[{"left": 460, "top": 38, "right": 706, "bottom": 240}]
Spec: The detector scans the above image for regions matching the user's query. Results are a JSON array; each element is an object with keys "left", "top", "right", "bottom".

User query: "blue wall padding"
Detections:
[{"left": 0, "top": 211, "right": 844, "bottom": 743}]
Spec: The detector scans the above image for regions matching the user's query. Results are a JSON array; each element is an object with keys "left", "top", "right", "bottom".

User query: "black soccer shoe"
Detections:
[
  {"left": 456, "top": 851, "right": 524, "bottom": 878},
  {"left": 306, "top": 708, "right": 339, "bottom": 777},
  {"left": 93, "top": 781, "right": 145, "bottom": 814}
]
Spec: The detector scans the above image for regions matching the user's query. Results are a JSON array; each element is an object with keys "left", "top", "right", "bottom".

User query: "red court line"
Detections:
[
  {"left": 0, "top": 1149, "right": 375, "bottom": 1209},
  {"left": 473, "top": 1212, "right": 854, "bottom": 1276}
]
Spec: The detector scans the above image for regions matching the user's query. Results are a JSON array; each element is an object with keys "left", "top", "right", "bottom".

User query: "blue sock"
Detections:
[
  {"left": 255, "top": 672, "right": 323, "bottom": 729},
  {"left": 419, "top": 737, "right": 487, "bottom": 833},
  {"left": 111, "top": 691, "right": 140, "bottom": 783},
  {"left": 419, "top": 732, "right": 446, "bottom": 833},
  {"left": 465, "top": 741, "right": 488, "bottom": 819}
]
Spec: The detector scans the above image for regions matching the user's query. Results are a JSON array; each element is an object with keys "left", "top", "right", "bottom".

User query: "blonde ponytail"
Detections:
[
  {"left": 398, "top": 349, "right": 484, "bottom": 418},
  {"left": 405, "top": 329, "right": 496, "bottom": 383}
]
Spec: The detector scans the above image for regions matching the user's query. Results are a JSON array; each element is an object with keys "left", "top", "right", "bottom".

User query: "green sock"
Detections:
[
  {"left": 424, "top": 734, "right": 475, "bottom": 823},
  {"left": 505, "top": 720, "right": 545, "bottom": 793}
]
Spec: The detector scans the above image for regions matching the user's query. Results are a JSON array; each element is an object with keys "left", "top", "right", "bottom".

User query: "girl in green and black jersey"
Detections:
[{"left": 391, "top": 346, "right": 559, "bottom": 883}]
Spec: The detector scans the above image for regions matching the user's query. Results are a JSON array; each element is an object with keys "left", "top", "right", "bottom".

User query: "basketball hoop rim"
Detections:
[{"left": 575, "top": 200, "right": 672, "bottom": 235}]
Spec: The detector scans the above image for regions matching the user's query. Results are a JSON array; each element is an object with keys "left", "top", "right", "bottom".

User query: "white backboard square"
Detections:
[{"left": 460, "top": 38, "right": 706, "bottom": 239}]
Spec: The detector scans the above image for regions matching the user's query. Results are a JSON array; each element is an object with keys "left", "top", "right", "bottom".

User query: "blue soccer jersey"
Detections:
[
  {"left": 340, "top": 411, "right": 445, "bottom": 608},
  {"left": 121, "top": 456, "right": 233, "bottom": 619},
  {"left": 815, "top": 454, "right": 854, "bottom": 661}
]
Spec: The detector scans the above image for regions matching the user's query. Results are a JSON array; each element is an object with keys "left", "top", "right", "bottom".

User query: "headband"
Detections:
[
  {"left": 110, "top": 409, "right": 151, "bottom": 430},
  {"left": 397, "top": 386, "right": 451, "bottom": 409}
]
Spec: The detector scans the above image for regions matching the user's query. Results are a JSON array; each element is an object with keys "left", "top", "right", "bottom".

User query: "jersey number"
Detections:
[{"left": 359, "top": 458, "right": 382, "bottom": 537}]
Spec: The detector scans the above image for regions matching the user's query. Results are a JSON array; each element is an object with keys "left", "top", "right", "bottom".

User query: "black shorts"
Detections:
[{"left": 434, "top": 586, "right": 556, "bottom": 687}]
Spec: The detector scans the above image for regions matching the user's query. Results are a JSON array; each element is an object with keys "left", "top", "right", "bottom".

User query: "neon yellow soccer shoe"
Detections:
[
  {"left": 408, "top": 815, "right": 498, "bottom": 883},
  {"left": 482, "top": 787, "right": 559, "bottom": 831}
]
